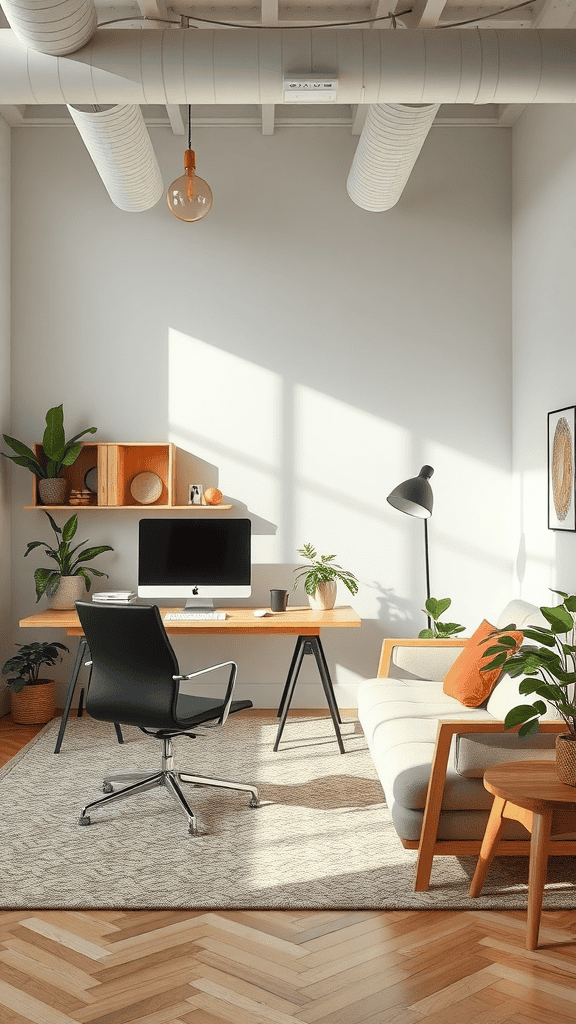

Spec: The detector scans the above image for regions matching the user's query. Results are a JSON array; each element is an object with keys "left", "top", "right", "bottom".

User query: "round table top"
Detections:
[{"left": 484, "top": 760, "right": 576, "bottom": 813}]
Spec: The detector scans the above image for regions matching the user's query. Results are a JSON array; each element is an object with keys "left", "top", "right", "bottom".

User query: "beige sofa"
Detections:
[{"left": 357, "top": 600, "right": 576, "bottom": 890}]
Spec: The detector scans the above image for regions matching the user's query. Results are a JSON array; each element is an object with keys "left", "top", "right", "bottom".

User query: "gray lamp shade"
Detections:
[{"left": 387, "top": 465, "right": 434, "bottom": 519}]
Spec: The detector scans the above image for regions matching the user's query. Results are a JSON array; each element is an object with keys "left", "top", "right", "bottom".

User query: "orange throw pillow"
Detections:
[{"left": 443, "top": 619, "right": 523, "bottom": 708}]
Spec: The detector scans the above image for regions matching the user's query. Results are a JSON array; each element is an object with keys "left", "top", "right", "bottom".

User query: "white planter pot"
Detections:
[
  {"left": 50, "top": 575, "right": 86, "bottom": 610},
  {"left": 308, "top": 581, "right": 337, "bottom": 611}
]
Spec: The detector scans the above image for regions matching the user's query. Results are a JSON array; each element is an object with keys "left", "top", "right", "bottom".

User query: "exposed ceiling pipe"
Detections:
[
  {"left": 1, "top": 0, "right": 97, "bottom": 57},
  {"left": 68, "top": 104, "right": 164, "bottom": 211},
  {"left": 1, "top": 29, "right": 576, "bottom": 106},
  {"left": 347, "top": 103, "right": 440, "bottom": 212}
]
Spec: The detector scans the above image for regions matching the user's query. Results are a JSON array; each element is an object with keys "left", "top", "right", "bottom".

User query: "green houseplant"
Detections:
[
  {"left": 2, "top": 641, "right": 68, "bottom": 724},
  {"left": 26, "top": 511, "right": 113, "bottom": 609},
  {"left": 418, "top": 597, "right": 466, "bottom": 640},
  {"left": 482, "top": 590, "right": 576, "bottom": 785},
  {"left": 2, "top": 404, "right": 96, "bottom": 505},
  {"left": 293, "top": 543, "right": 358, "bottom": 611}
]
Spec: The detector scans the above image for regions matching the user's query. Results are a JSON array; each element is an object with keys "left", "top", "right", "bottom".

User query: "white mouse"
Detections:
[{"left": 253, "top": 608, "right": 269, "bottom": 617}]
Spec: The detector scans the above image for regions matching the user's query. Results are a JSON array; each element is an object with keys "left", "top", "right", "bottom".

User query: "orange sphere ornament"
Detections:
[{"left": 204, "top": 487, "right": 222, "bottom": 505}]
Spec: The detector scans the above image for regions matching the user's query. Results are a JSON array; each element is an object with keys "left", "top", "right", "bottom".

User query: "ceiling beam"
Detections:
[
  {"left": 533, "top": 0, "right": 576, "bottom": 26},
  {"left": 166, "top": 105, "right": 185, "bottom": 135},
  {"left": 0, "top": 105, "right": 25, "bottom": 126},
  {"left": 404, "top": 0, "right": 449, "bottom": 28}
]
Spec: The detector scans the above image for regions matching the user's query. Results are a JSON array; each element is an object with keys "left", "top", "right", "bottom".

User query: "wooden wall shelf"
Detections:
[{"left": 27, "top": 442, "right": 232, "bottom": 511}]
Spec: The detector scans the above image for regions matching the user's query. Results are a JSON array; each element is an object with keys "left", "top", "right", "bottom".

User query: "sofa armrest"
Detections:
[
  {"left": 414, "top": 719, "right": 566, "bottom": 891},
  {"left": 377, "top": 638, "right": 467, "bottom": 680}
]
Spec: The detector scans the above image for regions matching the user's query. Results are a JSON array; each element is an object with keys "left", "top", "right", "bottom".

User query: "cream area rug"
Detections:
[{"left": 1, "top": 714, "right": 575, "bottom": 910}]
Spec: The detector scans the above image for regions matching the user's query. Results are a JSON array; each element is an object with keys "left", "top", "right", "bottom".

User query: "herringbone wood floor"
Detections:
[{"left": 2, "top": 712, "right": 576, "bottom": 1023}]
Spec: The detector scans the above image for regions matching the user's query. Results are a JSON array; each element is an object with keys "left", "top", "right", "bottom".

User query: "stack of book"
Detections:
[{"left": 92, "top": 591, "right": 137, "bottom": 604}]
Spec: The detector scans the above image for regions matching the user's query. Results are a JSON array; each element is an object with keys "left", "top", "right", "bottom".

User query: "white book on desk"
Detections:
[{"left": 92, "top": 592, "right": 137, "bottom": 603}]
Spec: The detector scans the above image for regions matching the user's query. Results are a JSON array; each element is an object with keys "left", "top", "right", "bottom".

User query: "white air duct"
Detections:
[
  {"left": 347, "top": 103, "right": 440, "bottom": 212},
  {"left": 68, "top": 104, "right": 164, "bottom": 212},
  {"left": 1, "top": 0, "right": 97, "bottom": 57},
  {"left": 1, "top": 29, "right": 576, "bottom": 105}
]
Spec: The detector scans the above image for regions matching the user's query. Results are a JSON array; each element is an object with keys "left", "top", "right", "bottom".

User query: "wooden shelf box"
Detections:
[{"left": 30, "top": 442, "right": 175, "bottom": 508}]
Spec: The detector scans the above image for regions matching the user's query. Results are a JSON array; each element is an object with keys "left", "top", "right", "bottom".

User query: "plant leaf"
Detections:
[
  {"left": 44, "top": 511, "right": 62, "bottom": 535},
  {"left": 62, "top": 514, "right": 78, "bottom": 543},
  {"left": 518, "top": 719, "right": 540, "bottom": 738},
  {"left": 42, "top": 405, "right": 65, "bottom": 460},
  {"left": 541, "top": 604, "right": 574, "bottom": 634},
  {"left": 60, "top": 443, "right": 82, "bottom": 467},
  {"left": 418, "top": 629, "right": 434, "bottom": 639},
  {"left": 73, "top": 545, "right": 114, "bottom": 563},
  {"left": 504, "top": 704, "right": 540, "bottom": 728}
]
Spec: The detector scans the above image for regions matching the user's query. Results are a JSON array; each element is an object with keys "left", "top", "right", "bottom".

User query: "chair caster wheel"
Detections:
[
  {"left": 188, "top": 823, "right": 198, "bottom": 837},
  {"left": 102, "top": 782, "right": 114, "bottom": 794},
  {"left": 249, "top": 798, "right": 260, "bottom": 808},
  {"left": 78, "top": 815, "right": 91, "bottom": 826}
]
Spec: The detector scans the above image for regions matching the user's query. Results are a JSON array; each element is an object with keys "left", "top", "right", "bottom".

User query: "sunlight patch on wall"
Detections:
[
  {"left": 293, "top": 385, "right": 412, "bottom": 621},
  {"left": 513, "top": 467, "right": 555, "bottom": 600},
  {"left": 168, "top": 329, "right": 281, "bottom": 526}
]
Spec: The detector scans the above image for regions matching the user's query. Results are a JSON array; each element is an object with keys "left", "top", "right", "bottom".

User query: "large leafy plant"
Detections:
[
  {"left": 25, "top": 511, "right": 113, "bottom": 602},
  {"left": 2, "top": 404, "right": 96, "bottom": 479},
  {"left": 293, "top": 543, "right": 359, "bottom": 597},
  {"left": 482, "top": 591, "right": 576, "bottom": 739},
  {"left": 2, "top": 641, "right": 69, "bottom": 693},
  {"left": 418, "top": 597, "right": 466, "bottom": 640}
]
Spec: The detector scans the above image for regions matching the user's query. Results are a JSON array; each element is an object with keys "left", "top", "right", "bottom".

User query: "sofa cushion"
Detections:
[
  {"left": 455, "top": 731, "right": 557, "bottom": 777},
  {"left": 442, "top": 620, "right": 523, "bottom": 708}
]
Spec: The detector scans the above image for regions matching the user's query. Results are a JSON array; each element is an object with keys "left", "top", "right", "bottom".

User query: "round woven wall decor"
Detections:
[{"left": 552, "top": 416, "right": 573, "bottom": 522}]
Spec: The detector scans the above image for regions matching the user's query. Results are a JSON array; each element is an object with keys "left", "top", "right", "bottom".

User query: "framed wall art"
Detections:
[{"left": 548, "top": 406, "right": 576, "bottom": 531}]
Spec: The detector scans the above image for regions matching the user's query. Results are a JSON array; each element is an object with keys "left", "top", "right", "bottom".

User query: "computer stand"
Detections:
[{"left": 273, "top": 635, "right": 345, "bottom": 754}]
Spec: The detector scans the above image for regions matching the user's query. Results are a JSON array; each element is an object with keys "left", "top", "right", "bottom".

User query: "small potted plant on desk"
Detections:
[
  {"left": 2, "top": 404, "right": 96, "bottom": 506},
  {"left": 293, "top": 543, "right": 358, "bottom": 611},
  {"left": 482, "top": 590, "right": 576, "bottom": 786},
  {"left": 2, "top": 641, "right": 69, "bottom": 724},
  {"left": 26, "top": 511, "right": 114, "bottom": 610}
]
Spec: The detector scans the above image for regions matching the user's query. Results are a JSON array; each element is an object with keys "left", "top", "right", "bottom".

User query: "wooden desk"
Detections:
[
  {"left": 20, "top": 605, "right": 361, "bottom": 755},
  {"left": 469, "top": 760, "right": 576, "bottom": 949}
]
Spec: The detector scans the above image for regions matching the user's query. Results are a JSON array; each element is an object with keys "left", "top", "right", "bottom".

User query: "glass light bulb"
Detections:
[{"left": 167, "top": 170, "right": 213, "bottom": 222}]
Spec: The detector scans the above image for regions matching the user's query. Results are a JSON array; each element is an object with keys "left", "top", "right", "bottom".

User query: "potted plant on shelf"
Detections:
[
  {"left": 482, "top": 590, "right": 576, "bottom": 786},
  {"left": 2, "top": 404, "right": 97, "bottom": 506},
  {"left": 293, "top": 542, "right": 358, "bottom": 611},
  {"left": 2, "top": 641, "right": 69, "bottom": 724},
  {"left": 26, "top": 511, "right": 114, "bottom": 609}
]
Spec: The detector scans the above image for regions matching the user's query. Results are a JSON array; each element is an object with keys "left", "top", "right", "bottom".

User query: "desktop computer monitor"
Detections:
[{"left": 138, "top": 518, "right": 251, "bottom": 608}]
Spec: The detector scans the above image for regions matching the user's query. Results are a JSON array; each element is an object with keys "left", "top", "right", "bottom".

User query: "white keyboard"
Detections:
[{"left": 164, "top": 611, "right": 226, "bottom": 621}]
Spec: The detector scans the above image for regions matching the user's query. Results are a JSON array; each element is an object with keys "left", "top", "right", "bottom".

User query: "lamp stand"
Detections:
[{"left": 424, "top": 518, "right": 431, "bottom": 628}]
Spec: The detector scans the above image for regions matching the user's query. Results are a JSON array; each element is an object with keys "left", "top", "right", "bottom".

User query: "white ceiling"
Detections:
[{"left": 1, "top": 0, "right": 576, "bottom": 131}]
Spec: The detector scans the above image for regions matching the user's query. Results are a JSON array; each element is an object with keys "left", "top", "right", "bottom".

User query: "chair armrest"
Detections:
[
  {"left": 414, "top": 718, "right": 566, "bottom": 890},
  {"left": 377, "top": 638, "right": 467, "bottom": 679},
  {"left": 173, "top": 660, "right": 238, "bottom": 727}
]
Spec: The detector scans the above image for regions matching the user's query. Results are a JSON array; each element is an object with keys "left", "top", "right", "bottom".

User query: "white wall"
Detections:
[
  {"left": 513, "top": 106, "right": 576, "bottom": 604},
  {"left": 0, "top": 115, "right": 10, "bottom": 715},
  {"left": 10, "top": 124, "right": 512, "bottom": 707}
]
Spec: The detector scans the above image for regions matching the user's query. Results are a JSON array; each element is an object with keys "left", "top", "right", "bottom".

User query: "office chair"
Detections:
[{"left": 74, "top": 601, "right": 260, "bottom": 836}]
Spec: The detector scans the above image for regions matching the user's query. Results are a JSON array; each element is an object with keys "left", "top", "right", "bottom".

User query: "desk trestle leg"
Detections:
[{"left": 274, "top": 635, "right": 345, "bottom": 754}]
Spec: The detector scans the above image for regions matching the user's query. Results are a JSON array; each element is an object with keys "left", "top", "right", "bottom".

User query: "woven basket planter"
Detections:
[
  {"left": 11, "top": 679, "right": 56, "bottom": 725},
  {"left": 556, "top": 734, "right": 576, "bottom": 787},
  {"left": 38, "top": 477, "right": 67, "bottom": 505}
]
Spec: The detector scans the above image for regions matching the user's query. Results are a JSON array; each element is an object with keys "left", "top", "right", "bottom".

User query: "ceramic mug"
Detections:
[{"left": 270, "top": 589, "right": 289, "bottom": 612}]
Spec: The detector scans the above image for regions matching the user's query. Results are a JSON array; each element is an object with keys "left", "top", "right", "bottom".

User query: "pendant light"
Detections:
[{"left": 167, "top": 106, "right": 213, "bottom": 222}]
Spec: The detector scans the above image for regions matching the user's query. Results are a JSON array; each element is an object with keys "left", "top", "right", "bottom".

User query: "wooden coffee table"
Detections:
[{"left": 469, "top": 761, "right": 576, "bottom": 949}]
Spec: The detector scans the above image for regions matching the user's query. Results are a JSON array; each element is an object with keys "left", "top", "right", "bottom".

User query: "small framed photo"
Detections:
[
  {"left": 188, "top": 484, "right": 204, "bottom": 506},
  {"left": 548, "top": 406, "right": 576, "bottom": 530}
]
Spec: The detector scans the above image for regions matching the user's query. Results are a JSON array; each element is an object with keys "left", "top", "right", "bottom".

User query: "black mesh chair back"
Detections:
[{"left": 76, "top": 602, "right": 182, "bottom": 730}]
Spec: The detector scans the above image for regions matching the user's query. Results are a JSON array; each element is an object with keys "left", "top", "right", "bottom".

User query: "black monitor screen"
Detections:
[{"left": 139, "top": 519, "right": 251, "bottom": 587}]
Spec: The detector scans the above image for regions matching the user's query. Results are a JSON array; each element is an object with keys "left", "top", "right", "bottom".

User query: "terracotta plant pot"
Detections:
[
  {"left": 50, "top": 575, "right": 86, "bottom": 610},
  {"left": 38, "top": 477, "right": 67, "bottom": 506},
  {"left": 556, "top": 734, "right": 576, "bottom": 787},
  {"left": 11, "top": 679, "right": 55, "bottom": 725},
  {"left": 309, "top": 581, "right": 337, "bottom": 611}
]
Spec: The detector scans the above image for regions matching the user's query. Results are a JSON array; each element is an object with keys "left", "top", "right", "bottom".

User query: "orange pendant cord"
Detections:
[{"left": 184, "top": 149, "right": 195, "bottom": 201}]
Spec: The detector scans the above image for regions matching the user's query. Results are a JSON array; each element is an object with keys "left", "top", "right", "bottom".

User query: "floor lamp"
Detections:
[{"left": 387, "top": 466, "right": 434, "bottom": 628}]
